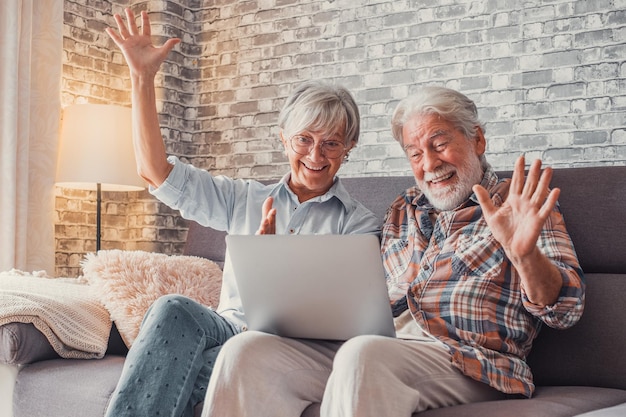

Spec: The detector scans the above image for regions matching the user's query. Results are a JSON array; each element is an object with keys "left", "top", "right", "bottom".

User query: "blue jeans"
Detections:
[{"left": 104, "top": 294, "right": 237, "bottom": 417}]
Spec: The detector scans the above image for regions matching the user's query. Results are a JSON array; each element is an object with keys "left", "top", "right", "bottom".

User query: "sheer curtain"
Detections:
[{"left": 0, "top": 0, "right": 63, "bottom": 273}]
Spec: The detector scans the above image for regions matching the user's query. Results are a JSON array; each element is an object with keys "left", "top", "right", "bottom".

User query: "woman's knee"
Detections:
[
  {"left": 138, "top": 294, "right": 206, "bottom": 335},
  {"left": 145, "top": 294, "right": 219, "bottom": 326},
  {"left": 146, "top": 294, "right": 194, "bottom": 316}
]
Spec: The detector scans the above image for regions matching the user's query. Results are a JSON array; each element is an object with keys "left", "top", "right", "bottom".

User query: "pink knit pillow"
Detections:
[{"left": 81, "top": 250, "right": 222, "bottom": 348}]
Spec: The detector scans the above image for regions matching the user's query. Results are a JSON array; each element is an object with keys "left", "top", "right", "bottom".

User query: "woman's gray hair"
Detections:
[
  {"left": 278, "top": 81, "right": 360, "bottom": 145},
  {"left": 391, "top": 86, "right": 485, "bottom": 145}
]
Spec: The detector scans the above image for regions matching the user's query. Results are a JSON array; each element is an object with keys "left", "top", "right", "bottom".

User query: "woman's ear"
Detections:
[
  {"left": 342, "top": 140, "right": 356, "bottom": 163},
  {"left": 346, "top": 139, "right": 356, "bottom": 153},
  {"left": 280, "top": 131, "right": 289, "bottom": 155}
]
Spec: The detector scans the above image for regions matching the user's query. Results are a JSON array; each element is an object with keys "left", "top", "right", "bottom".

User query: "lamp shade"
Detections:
[{"left": 56, "top": 104, "right": 145, "bottom": 191}]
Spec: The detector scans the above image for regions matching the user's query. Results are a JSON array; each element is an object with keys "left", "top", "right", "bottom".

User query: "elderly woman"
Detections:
[{"left": 104, "top": 8, "right": 379, "bottom": 417}]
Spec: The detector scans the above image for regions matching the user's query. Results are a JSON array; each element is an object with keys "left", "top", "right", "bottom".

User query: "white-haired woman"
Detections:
[{"left": 104, "top": 8, "right": 378, "bottom": 417}]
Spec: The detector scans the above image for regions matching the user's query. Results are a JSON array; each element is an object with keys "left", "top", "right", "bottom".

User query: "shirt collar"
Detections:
[
  {"left": 469, "top": 164, "right": 500, "bottom": 204},
  {"left": 275, "top": 173, "right": 352, "bottom": 210}
]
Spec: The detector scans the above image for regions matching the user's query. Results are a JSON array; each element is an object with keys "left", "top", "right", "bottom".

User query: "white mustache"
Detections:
[{"left": 423, "top": 167, "right": 455, "bottom": 183}]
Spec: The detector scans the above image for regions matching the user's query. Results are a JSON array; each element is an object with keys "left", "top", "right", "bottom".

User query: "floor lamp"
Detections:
[{"left": 56, "top": 104, "right": 145, "bottom": 251}]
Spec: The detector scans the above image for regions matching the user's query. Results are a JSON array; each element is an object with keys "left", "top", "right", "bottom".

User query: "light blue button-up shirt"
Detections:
[{"left": 151, "top": 156, "right": 380, "bottom": 331}]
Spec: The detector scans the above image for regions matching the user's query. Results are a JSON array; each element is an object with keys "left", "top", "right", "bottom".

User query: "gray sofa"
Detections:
[{"left": 2, "top": 166, "right": 625, "bottom": 417}]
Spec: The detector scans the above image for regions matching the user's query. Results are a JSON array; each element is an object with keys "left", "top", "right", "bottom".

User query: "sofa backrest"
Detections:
[
  {"left": 183, "top": 176, "right": 417, "bottom": 264},
  {"left": 185, "top": 166, "right": 626, "bottom": 272},
  {"left": 547, "top": 166, "right": 626, "bottom": 274},
  {"left": 183, "top": 166, "right": 626, "bottom": 390},
  {"left": 525, "top": 165, "right": 626, "bottom": 390}
]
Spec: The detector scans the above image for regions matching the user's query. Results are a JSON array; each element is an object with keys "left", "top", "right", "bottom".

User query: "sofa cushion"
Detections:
[
  {"left": 13, "top": 356, "right": 125, "bottom": 417},
  {"left": 574, "top": 402, "right": 626, "bottom": 417},
  {"left": 300, "top": 387, "right": 626, "bottom": 417},
  {"left": 416, "top": 386, "right": 626, "bottom": 417},
  {"left": 0, "top": 323, "right": 59, "bottom": 365},
  {"left": 527, "top": 273, "right": 626, "bottom": 391},
  {"left": 82, "top": 250, "right": 223, "bottom": 348}
]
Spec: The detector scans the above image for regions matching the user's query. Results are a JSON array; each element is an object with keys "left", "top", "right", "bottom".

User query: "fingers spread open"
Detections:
[
  {"left": 473, "top": 184, "right": 496, "bottom": 219},
  {"left": 539, "top": 188, "right": 560, "bottom": 219},
  {"left": 125, "top": 8, "right": 139, "bottom": 36},
  {"left": 526, "top": 164, "right": 552, "bottom": 207},
  {"left": 510, "top": 155, "right": 526, "bottom": 196},
  {"left": 105, "top": 27, "right": 122, "bottom": 45},
  {"left": 141, "top": 10, "right": 151, "bottom": 37},
  {"left": 112, "top": 13, "right": 130, "bottom": 39},
  {"left": 521, "top": 158, "right": 542, "bottom": 198}
]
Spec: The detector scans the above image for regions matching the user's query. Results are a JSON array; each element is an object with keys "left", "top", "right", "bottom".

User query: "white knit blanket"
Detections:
[{"left": 0, "top": 270, "right": 111, "bottom": 359}]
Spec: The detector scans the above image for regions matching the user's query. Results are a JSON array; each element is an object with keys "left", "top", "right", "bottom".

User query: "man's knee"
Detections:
[
  {"left": 218, "top": 331, "right": 285, "bottom": 369},
  {"left": 338, "top": 335, "right": 391, "bottom": 357},
  {"left": 333, "top": 335, "right": 392, "bottom": 373}
]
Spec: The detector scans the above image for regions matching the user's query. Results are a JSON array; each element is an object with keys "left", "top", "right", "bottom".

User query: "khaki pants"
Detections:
[{"left": 202, "top": 330, "right": 506, "bottom": 417}]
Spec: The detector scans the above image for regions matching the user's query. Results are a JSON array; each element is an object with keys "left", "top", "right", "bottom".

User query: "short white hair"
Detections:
[
  {"left": 278, "top": 81, "right": 360, "bottom": 145},
  {"left": 391, "top": 86, "right": 485, "bottom": 144}
]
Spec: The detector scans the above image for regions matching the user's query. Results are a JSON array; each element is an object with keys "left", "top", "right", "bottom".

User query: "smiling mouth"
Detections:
[
  {"left": 428, "top": 171, "right": 455, "bottom": 185},
  {"left": 302, "top": 162, "right": 327, "bottom": 171}
]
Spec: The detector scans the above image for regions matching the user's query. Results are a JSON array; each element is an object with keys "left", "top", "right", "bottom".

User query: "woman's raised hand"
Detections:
[
  {"left": 256, "top": 197, "right": 277, "bottom": 235},
  {"left": 106, "top": 8, "right": 180, "bottom": 78}
]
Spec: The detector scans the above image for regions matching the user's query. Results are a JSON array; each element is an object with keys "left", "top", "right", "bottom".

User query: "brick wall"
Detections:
[{"left": 56, "top": 0, "right": 626, "bottom": 276}]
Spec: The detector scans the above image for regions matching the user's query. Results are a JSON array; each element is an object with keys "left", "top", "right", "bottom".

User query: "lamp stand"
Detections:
[{"left": 96, "top": 182, "right": 102, "bottom": 252}]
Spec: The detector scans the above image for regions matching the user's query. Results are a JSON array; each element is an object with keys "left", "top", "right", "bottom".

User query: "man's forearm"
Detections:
[{"left": 514, "top": 245, "right": 563, "bottom": 307}]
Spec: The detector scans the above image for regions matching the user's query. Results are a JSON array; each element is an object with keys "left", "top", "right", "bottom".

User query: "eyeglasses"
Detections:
[{"left": 290, "top": 135, "right": 347, "bottom": 159}]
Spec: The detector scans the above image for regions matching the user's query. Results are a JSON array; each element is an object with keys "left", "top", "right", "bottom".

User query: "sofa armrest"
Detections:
[
  {"left": 0, "top": 323, "right": 60, "bottom": 365},
  {"left": 0, "top": 322, "right": 128, "bottom": 366},
  {"left": 0, "top": 362, "right": 19, "bottom": 417}
]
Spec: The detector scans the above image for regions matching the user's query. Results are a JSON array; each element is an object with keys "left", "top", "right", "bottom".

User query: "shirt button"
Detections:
[
  {"left": 289, "top": 229, "right": 295, "bottom": 234},
  {"left": 423, "top": 264, "right": 430, "bottom": 270}
]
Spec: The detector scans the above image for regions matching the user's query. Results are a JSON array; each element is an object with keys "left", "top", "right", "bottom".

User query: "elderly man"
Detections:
[{"left": 201, "top": 86, "right": 585, "bottom": 417}]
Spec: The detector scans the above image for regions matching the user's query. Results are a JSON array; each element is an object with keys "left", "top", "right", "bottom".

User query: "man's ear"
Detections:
[{"left": 474, "top": 126, "right": 486, "bottom": 155}]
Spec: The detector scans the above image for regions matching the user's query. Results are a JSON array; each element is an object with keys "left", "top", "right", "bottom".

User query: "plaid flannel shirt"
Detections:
[{"left": 381, "top": 166, "right": 585, "bottom": 397}]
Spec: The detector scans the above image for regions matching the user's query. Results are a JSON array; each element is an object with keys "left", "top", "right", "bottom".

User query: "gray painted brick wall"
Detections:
[{"left": 56, "top": 0, "right": 626, "bottom": 276}]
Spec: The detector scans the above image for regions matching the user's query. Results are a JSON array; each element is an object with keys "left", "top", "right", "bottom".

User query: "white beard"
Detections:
[{"left": 417, "top": 156, "right": 484, "bottom": 211}]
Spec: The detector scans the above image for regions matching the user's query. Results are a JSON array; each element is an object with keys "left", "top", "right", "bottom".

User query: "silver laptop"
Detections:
[{"left": 226, "top": 234, "right": 396, "bottom": 341}]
